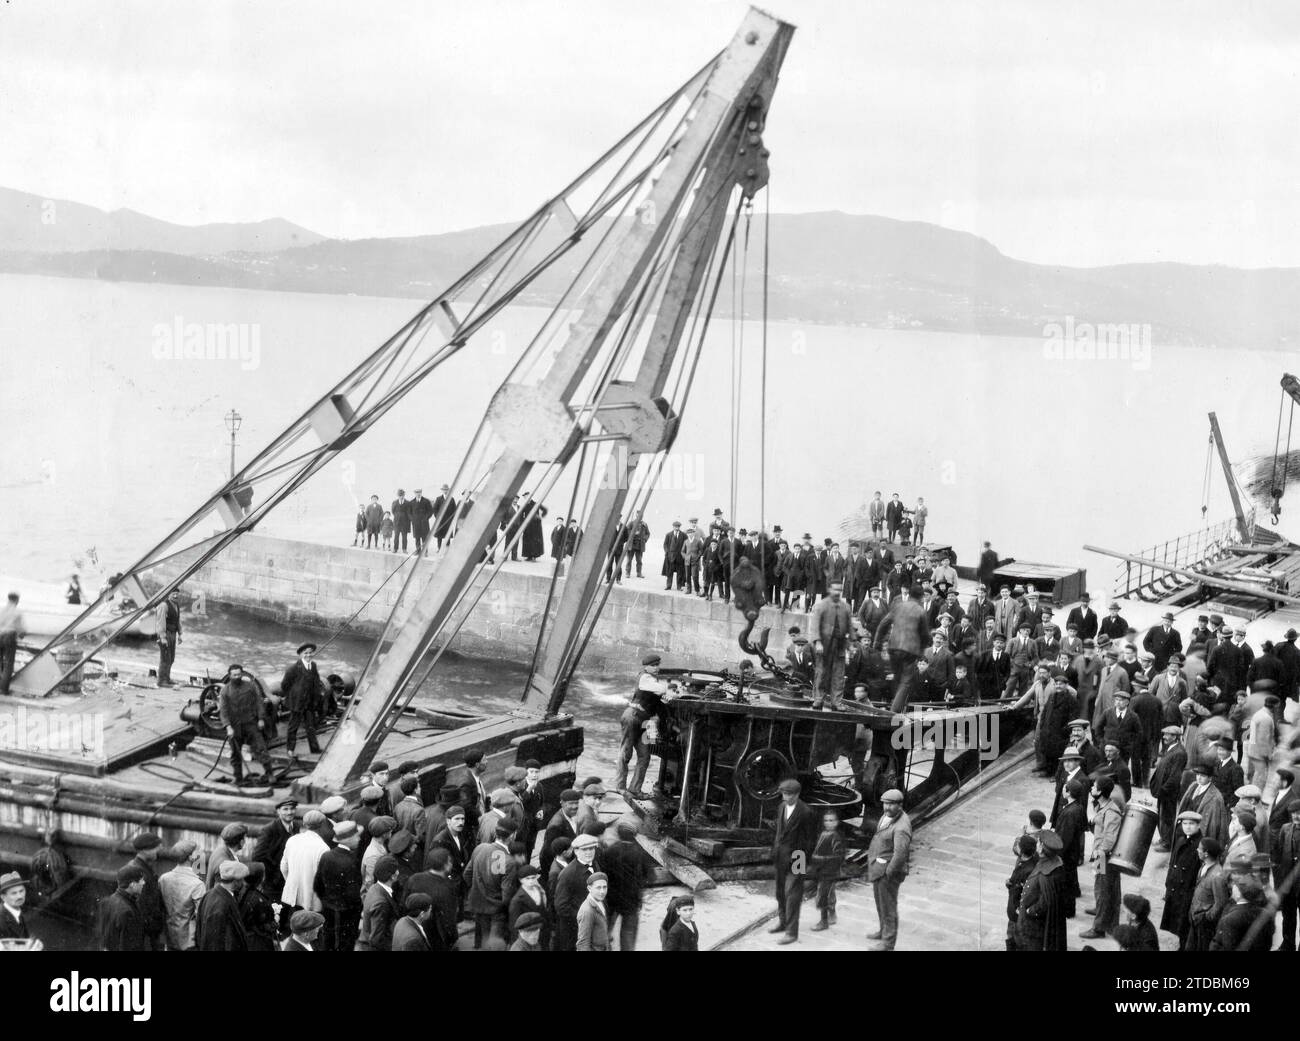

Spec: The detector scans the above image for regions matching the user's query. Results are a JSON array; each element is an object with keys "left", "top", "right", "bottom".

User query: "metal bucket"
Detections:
[
  {"left": 1110, "top": 801, "right": 1158, "bottom": 877},
  {"left": 53, "top": 646, "right": 85, "bottom": 695}
]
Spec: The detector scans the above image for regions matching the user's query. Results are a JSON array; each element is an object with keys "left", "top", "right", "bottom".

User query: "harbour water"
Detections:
[
  {"left": 0, "top": 272, "right": 1287, "bottom": 743},
  {"left": 0, "top": 272, "right": 1287, "bottom": 588}
]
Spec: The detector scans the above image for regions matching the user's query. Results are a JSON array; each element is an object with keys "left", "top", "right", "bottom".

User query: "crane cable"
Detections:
[
  {"left": 1270, "top": 389, "right": 1295, "bottom": 523},
  {"left": 1201, "top": 431, "right": 1213, "bottom": 523}
]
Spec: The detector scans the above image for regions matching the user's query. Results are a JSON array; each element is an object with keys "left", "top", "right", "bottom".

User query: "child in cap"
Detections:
[{"left": 810, "top": 809, "right": 846, "bottom": 932}]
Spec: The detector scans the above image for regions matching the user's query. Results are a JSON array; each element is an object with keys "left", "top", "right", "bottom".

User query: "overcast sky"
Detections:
[{"left": 3, "top": 0, "right": 1298, "bottom": 267}]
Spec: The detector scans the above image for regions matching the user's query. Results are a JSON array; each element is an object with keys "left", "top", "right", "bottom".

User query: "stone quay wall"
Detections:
[{"left": 148, "top": 533, "right": 811, "bottom": 673}]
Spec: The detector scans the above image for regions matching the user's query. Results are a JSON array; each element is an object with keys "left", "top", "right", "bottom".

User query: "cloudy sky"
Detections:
[{"left": 2, "top": 0, "right": 1298, "bottom": 267}]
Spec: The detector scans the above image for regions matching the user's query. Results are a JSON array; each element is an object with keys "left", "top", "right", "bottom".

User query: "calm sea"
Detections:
[{"left": 0, "top": 273, "right": 1283, "bottom": 698}]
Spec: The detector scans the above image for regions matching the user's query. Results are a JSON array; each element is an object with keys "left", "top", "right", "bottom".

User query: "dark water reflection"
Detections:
[{"left": 100, "top": 601, "right": 634, "bottom": 769}]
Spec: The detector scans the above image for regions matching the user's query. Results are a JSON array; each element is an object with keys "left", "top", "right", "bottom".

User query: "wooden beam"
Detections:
[
  {"left": 635, "top": 834, "right": 717, "bottom": 891},
  {"left": 1083, "top": 544, "right": 1300, "bottom": 607},
  {"left": 1209, "top": 412, "right": 1251, "bottom": 541}
]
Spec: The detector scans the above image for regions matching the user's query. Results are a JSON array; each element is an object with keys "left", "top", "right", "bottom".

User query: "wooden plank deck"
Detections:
[{"left": 0, "top": 687, "right": 190, "bottom": 776}]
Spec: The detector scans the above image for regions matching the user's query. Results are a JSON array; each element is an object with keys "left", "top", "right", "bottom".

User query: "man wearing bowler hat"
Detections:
[
  {"left": 0, "top": 872, "right": 39, "bottom": 946},
  {"left": 219, "top": 663, "right": 274, "bottom": 785},
  {"left": 768, "top": 778, "right": 817, "bottom": 945},
  {"left": 282, "top": 642, "right": 326, "bottom": 757},
  {"left": 1143, "top": 611, "right": 1183, "bottom": 672},
  {"left": 865, "top": 788, "right": 912, "bottom": 950}
]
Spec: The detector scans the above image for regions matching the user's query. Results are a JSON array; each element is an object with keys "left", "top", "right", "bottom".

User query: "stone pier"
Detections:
[{"left": 147, "top": 533, "right": 811, "bottom": 673}]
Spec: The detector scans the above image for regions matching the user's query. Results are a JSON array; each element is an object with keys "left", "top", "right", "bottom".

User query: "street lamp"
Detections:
[{"left": 224, "top": 409, "right": 242, "bottom": 479}]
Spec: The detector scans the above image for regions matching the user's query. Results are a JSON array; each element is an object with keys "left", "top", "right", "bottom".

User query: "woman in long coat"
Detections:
[
  {"left": 522, "top": 503, "right": 546, "bottom": 561},
  {"left": 1160, "top": 812, "right": 1203, "bottom": 947},
  {"left": 1017, "top": 830, "right": 1068, "bottom": 951}
]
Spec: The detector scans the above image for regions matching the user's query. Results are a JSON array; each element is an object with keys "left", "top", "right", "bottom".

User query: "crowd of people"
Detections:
[
  {"left": 995, "top": 606, "right": 1300, "bottom": 952},
  {"left": 351, "top": 487, "right": 555, "bottom": 561},
  {"left": 0, "top": 755, "right": 698, "bottom": 952}
]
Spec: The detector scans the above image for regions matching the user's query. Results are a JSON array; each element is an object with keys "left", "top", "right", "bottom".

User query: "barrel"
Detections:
[
  {"left": 1110, "top": 801, "right": 1159, "bottom": 877},
  {"left": 53, "top": 646, "right": 85, "bottom": 695}
]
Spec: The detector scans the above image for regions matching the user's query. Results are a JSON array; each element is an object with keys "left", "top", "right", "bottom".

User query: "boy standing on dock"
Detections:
[{"left": 810, "top": 809, "right": 845, "bottom": 931}]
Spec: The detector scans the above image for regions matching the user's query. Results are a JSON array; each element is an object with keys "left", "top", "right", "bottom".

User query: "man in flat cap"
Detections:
[
  {"left": 159, "top": 840, "right": 206, "bottom": 950},
  {"left": 0, "top": 873, "right": 40, "bottom": 947},
  {"left": 1211, "top": 875, "right": 1274, "bottom": 951},
  {"left": 477, "top": 787, "right": 518, "bottom": 845},
  {"left": 865, "top": 788, "right": 912, "bottom": 950},
  {"left": 769, "top": 779, "right": 817, "bottom": 946},
  {"left": 1098, "top": 688, "right": 1142, "bottom": 774},
  {"left": 207, "top": 822, "right": 248, "bottom": 889},
  {"left": 362, "top": 815, "right": 397, "bottom": 895},
  {"left": 218, "top": 663, "right": 274, "bottom": 785},
  {"left": 511, "top": 909, "right": 546, "bottom": 951},
  {"left": 195, "top": 860, "right": 249, "bottom": 951},
  {"left": 540, "top": 789, "right": 583, "bottom": 881},
  {"left": 124, "top": 831, "right": 166, "bottom": 950},
  {"left": 518, "top": 759, "right": 547, "bottom": 857},
  {"left": 282, "top": 908, "right": 324, "bottom": 951},
  {"left": 314, "top": 818, "right": 363, "bottom": 951},
  {"left": 392, "top": 893, "right": 438, "bottom": 951},
  {"left": 354, "top": 783, "right": 385, "bottom": 843},
  {"left": 282, "top": 642, "right": 326, "bottom": 757},
  {"left": 97, "top": 864, "right": 147, "bottom": 951},
  {"left": 615, "top": 652, "right": 672, "bottom": 795},
  {"left": 253, "top": 796, "right": 299, "bottom": 919},
  {"left": 1162, "top": 810, "right": 1204, "bottom": 947},
  {"left": 810, "top": 581, "right": 854, "bottom": 711},
  {"left": 1149, "top": 725, "right": 1188, "bottom": 850},
  {"left": 554, "top": 832, "right": 599, "bottom": 951},
  {"left": 576, "top": 871, "right": 611, "bottom": 951}
]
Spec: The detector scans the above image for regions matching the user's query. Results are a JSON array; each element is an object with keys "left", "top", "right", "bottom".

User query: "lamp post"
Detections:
[{"left": 224, "top": 409, "right": 242, "bottom": 479}]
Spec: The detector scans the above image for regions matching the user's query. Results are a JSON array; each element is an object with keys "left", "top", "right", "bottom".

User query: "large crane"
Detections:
[{"left": 13, "top": 8, "right": 796, "bottom": 802}]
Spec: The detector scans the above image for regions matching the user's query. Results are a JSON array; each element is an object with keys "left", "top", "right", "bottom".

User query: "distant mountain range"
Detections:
[{"left": 3, "top": 185, "right": 1298, "bottom": 349}]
